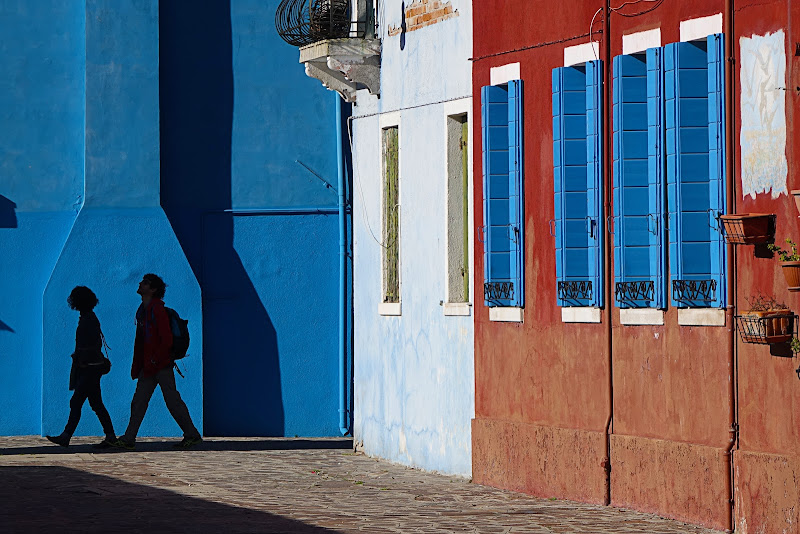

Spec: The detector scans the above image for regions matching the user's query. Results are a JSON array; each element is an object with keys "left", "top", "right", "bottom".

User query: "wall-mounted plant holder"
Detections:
[
  {"left": 791, "top": 190, "right": 800, "bottom": 216},
  {"left": 736, "top": 312, "right": 796, "bottom": 344},
  {"left": 719, "top": 213, "right": 776, "bottom": 245}
]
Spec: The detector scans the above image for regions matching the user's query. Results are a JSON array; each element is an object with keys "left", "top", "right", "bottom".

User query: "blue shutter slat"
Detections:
[
  {"left": 707, "top": 33, "right": 727, "bottom": 308},
  {"left": 508, "top": 79, "right": 524, "bottom": 308},
  {"left": 586, "top": 59, "right": 604, "bottom": 308},
  {"left": 646, "top": 46, "right": 667, "bottom": 309},
  {"left": 482, "top": 84, "right": 512, "bottom": 307}
]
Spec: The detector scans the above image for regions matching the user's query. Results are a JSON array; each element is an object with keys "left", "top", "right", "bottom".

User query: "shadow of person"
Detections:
[
  {"left": 159, "top": 1, "right": 284, "bottom": 436},
  {"left": 0, "top": 195, "right": 18, "bottom": 229}
]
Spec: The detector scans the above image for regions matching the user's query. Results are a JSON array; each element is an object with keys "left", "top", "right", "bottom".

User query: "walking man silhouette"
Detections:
[{"left": 113, "top": 273, "right": 201, "bottom": 449}]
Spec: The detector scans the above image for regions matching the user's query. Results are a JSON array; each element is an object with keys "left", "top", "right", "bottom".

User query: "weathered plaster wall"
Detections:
[
  {"left": 471, "top": 0, "right": 613, "bottom": 503},
  {"left": 352, "top": 0, "right": 474, "bottom": 475},
  {"left": 732, "top": 1, "right": 800, "bottom": 532},
  {"left": 473, "top": 0, "right": 800, "bottom": 530}
]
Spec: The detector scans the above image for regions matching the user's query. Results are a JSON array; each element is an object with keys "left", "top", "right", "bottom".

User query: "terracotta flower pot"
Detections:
[{"left": 780, "top": 261, "right": 800, "bottom": 292}]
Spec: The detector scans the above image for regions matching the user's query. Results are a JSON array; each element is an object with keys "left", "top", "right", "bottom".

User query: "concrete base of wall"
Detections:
[
  {"left": 472, "top": 418, "right": 606, "bottom": 504},
  {"left": 610, "top": 434, "right": 729, "bottom": 530},
  {"left": 734, "top": 450, "right": 800, "bottom": 534}
]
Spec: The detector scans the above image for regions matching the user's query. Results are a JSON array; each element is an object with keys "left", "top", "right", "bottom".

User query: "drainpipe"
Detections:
[
  {"left": 723, "top": 0, "right": 738, "bottom": 531},
  {"left": 336, "top": 95, "right": 350, "bottom": 436},
  {"left": 602, "top": 0, "right": 614, "bottom": 507}
]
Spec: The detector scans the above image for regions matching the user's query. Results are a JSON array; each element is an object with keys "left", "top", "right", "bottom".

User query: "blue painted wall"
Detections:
[
  {"left": 1, "top": 0, "right": 347, "bottom": 437},
  {"left": 160, "top": 0, "right": 344, "bottom": 437},
  {"left": 0, "top": 1, "right": 85, "bottom": 434}
]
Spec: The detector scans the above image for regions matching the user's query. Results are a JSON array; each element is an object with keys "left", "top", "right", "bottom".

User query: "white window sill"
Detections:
[
  {"left": 378, "top": 302, "right": 402, "bottom": 316},
  {"left": 678, "top": 308, "right": 726, "bottom": 327},
  {"left": 443, "top": 302, "right": 472, "bottom": 316},
  {"left": 561, "top": 307, "right": 601, "bottom": 323},
  {"left": 489, "top": 307, "right": 523, "bottom": 322},
  {"left": 620, "top": 308, "right": 665, "bottom": 326}
]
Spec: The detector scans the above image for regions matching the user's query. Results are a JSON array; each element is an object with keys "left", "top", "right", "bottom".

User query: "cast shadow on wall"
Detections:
[
  {"left": 0, "top": 196, "right": 18, "bottom": 229},
  {"left": 159, "top": 2, "right": 284, "bottom": 436}
]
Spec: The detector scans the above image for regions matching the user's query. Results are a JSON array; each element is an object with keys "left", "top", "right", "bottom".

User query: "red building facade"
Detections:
[{"left": 472, "top": 1, "right": 800, "bottom": 531}]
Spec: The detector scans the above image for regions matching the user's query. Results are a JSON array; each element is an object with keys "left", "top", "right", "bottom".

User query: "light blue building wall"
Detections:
[
  {"left": 351, "top": 0, "right": 474, "bottom": 475},
  {"left": 1, "top": 1, "right": 349, "bottom": 438}
]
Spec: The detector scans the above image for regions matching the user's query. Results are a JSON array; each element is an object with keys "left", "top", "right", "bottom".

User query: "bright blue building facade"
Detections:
[{"left": 1, "top": 1, "right": 350, "bottom": 438}]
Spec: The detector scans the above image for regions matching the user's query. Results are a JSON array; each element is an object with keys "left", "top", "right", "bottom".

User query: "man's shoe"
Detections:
[
  {"left": 46, "top": 435, "right": 70, "bottom": 447},
  {"left": 173, "top": 436, "right": 203, "bottom": 449},
  {"left": 110, "top": 439, "right": 135, "bottom": 450},
  {"left": 92, "top": 437, "right": 116, "bottom": 449}
]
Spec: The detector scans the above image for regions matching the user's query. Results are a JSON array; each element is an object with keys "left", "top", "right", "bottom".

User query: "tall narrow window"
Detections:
[
  {"left": 382, "top": 126, "right": 400, "bottom": 304},
  {"left": 447, "top": 114, "right": 469, "bottom": 303},
  {"left": 480, "top": 80, "right": 524, "bottom": 308},
  {"left": 611, "top": 51, "right": 667, "bottom": 309},
  {"left": 665, "top": 34, "right": 726, "bottom": 308},
  {"left": 552, "top": 60, "right": 604, "bottom": 308}
]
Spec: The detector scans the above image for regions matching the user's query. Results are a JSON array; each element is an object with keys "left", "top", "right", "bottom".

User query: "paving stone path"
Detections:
[{"left": 0, "top": 436, "right": 723, "bottom": 533}]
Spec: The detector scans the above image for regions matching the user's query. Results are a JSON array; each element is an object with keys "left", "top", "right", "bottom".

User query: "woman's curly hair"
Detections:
[{"left": 68, "top": 286, "right": 98, "bottom": 312}]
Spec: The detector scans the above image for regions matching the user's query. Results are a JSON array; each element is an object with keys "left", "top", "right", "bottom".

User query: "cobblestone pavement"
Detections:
[{"left": 0, "top": 436, "right": 723, "bottom": 534}]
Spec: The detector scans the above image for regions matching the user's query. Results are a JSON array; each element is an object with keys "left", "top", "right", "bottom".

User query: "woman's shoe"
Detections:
[{"left": 46, "top": 435, "right": 70, "bottom": 447}]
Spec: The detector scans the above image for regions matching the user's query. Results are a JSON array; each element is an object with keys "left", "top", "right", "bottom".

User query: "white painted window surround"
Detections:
[
  {"left": 490, "top": 307, "right": 523, "bottom": 323},
  {"left": 678, "top": 308, "right": 726, "bottom": 327},
  {"left": 680, "top": 13, "right": 722, "bottom": 42},
  {"left": 620, "top": 308, "right": 665, "bottom": 326},
  {"left": 622, "top": 28, "right": 662, "bottom": 55},
  {"left": 443, "top": 98, "right": 474, "bottom": 317},
  {"left": 490, "top": 63, "right": 520, "bottom": 86},
  {"left": 564, "top": 42, "right": 599, "bottom": 67},
  {"left": 379, "top": 112, "right": 401, "bottom": 314},
  {"left": 378, "top": 302, "right": 401, "bottom": 316},
  {"left": 443, "top": 303, "right": 471, "bottom": 316},
  {"left": 562, "top": 307, "right": 601, "bottom": 323}
]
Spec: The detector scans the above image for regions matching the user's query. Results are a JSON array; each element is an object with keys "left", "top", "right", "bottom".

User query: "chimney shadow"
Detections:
[{"left": 160, "top": 1, "right": 284, "bottom": 435}]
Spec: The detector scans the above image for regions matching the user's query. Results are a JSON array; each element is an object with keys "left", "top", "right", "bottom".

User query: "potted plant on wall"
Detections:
[
  {"left": 768, "top": 239, "right": 800, "bottom": 292},
  {"left": 738, "top": 294, "right": 795, "bottom": 344}
]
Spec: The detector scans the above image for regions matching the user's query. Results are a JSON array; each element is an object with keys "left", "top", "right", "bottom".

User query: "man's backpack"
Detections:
[{"left": 164, "top": 307, "right": 190, "bottom": 360}]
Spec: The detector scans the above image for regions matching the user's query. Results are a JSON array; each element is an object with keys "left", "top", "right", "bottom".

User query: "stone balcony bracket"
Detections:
[{"left": 299, "top": 38, "right": 381, "bottom": 103}]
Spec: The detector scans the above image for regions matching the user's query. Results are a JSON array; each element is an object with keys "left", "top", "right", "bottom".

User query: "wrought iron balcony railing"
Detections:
[{"left": 276, "top": 0, "right": 371, "bottom": 47}]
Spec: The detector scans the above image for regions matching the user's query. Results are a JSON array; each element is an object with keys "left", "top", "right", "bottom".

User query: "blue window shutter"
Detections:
[
  {"left": 613, "top": 54, "right": 653, "bottom": 308},
  {"left": 665, "top": 39, "right": 723, "bottom": 307},
  {"left": 508, "top": 79, "right": 524, "bottom": 307},
  {"left": 586, "top": 60, "right": 604, "bottom": 308},
  {"left": 612, "top": 56, "right": 623, "bottom": 306},
  {"left": 664, "top": 43, "right": 680, "bottom": 305},
  {"left": 646, "top": 47, "right": 667, "bottom": 309},
  {"left": 553, "top": 66, "right": 590, "bottom": 306},
  {"left": 707, "top": 33, "right": 727, "bottom": 308},
  {"left": 481, "top": 84, "right": 512, "bottom": 307}
]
